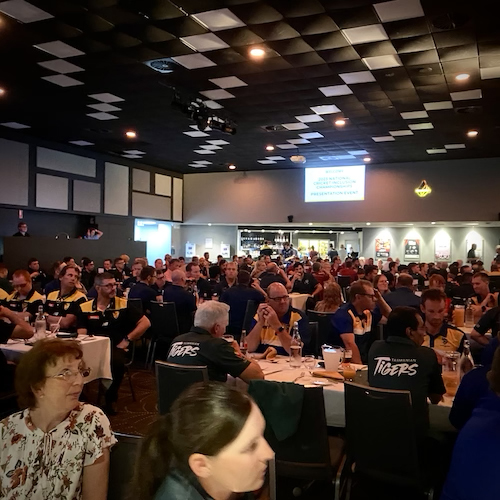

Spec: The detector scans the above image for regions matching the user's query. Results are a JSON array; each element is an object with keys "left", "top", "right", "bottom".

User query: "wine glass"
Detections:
[{"left": 304, "top": 355, "right": 316, "bottom": 374}]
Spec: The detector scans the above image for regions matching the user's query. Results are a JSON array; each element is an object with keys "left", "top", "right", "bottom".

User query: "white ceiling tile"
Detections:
[
  {"left": 200, "top": 144, "right": 222, "bottom": 150},
  {"left": 209, "top": 76, "right": 247, "bottom": 88},
  {"left": 69, "top": 140, "right": 94, "bottom": 146},
  {"left": 258, "top": 160, "right": 277, "bottom": 164},
  {"left": 206, "top": 139, "right": 230, "bottom": 145},
  {"left": 266, "top": 156, "right": 286, "bottom": 160},
  {"left": 362, "top": 54, "right": 402, "bottom": 70},
  {"left": 190, "top": 124, "right": 212, "bottom": 131},
  {"left": 0, "top": 0, "right": 53, "bottom": 23},
  {"left": 287, "top": 138, "right": 310, "bottom": 144},
  {"left": 310, "top": 104, "right": 341, "bottom": 115},
  {"left": 400, "top": 110, "right": 428, "bottom": 119},
  {"left": 38, "top": 59, "right": 84, "bottom": 74},
  {"left": 122, "top": 154, "right": 142, "bottom": 159},
  {"left": 200, "top": 89, "right": 235, "bottom": 100},
  {"left": 342, "top": 24, "right": 388, "bottom": 45},
  {"left": 194, "top": 149, "right": 216, "bottom": 155},
  {"left": 88, "top": 93, "right": 124, "bottom": 103},
  {"left": 172, "top": 53, "right": 216, "bottom": 69},
  {"left": 34, "top": 40, "right": 84, "bottom": 58},
  {"left": 87, "top": 103, "right": 121, "bottom": 112},
  {"left": 180, "top": 33, "right": 230, "bottom": 52},
  {"left": 408, "top": 122, "right": 434, "bottom": 130},
  {"left": 347, "top": 150, "right": 369, "bottom": 155},
  {"left": 339, "top": 71, "right": 376, "bottom": 84},
  {"left": 192, "top": 160, "right": 212, "bottom": 164},
  {"left": 450, "top": 89, "right": 482, "bottom": 101},
  {"left": 444, "top": 144, "right": 466, "bottom": 149},
  {"left": 123, "top": 150, "right": 146, "bottom": 154},
  {"left": 183, "top": 131, "right": 210, "bottom": 138},
  {"left": 372, "top": 136, "right": 395, "bottom": 142},
  {"left": 282, "top": 122, "right": 310, "bottom": 130},
  {"left": 318, "top": 84, "right": 353, "bottom": 97},
  {"left": 41, "top": 74, "right": 84, "bottom": 87},
  {"left": 189, "top": 164, "right": 209, "bottom": 168},
  {"left": 426, "top": 148, "right": 447, "bottom": 154},
  {"left": 204, "top": 100, "right": 224, "bottom": 109},
  {"left": 389, "top": 130, "right": 414, "bottom": 136},
  {"left": 295, "top": 114, "right": 324, "bottom": 123},
  {"left": 1, "top": 122, "right": 30, "bottom": 129},
  {"left": 335, "top": 155, "right": 356, "bottom": 160},
  {"left": 374, "top": 0, "right": 424, "bottom": 23},
  {"left": 192, "top": 8, "right": 245, "bottom": 32},
  {"left": 299, "top": 132, "right": 324, "bottom": 139},
  {"left": 86, "top": 112, "right": 119, "bottom": 120},
  {"left": 480, "top": 67, "right": 500, "bottom": 80},
  {"left": 423, "top": 101, "right": 453, "bottom": 111},
  {"left": 276, "top": 144, "right": 298, "bottom": 149}
]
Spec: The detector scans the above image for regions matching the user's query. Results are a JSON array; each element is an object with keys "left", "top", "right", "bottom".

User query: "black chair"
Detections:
[
  {"left": 307, "top": 310, "right": 337, "bottom": 356},
  {"left": 147, "top": 301, "right": 179, "bottom": 368},
  {"left": 343, "top": 382, "right": 433, "bottom": 499},
  {"left": 254, "top": 384, "right": 346, "bottom": 498},
  {"left": 242, "top": 299, "right": 259, "bottom": 335},
  {"left": 307, "top": 321, "right": 319, "bottom": 357},
  {"left": 336, "top": 276, "right": 352, "bottom": 302},
  {"left": 155, "top": 361, "right": 208, "bottom": 414},
  {"left": 108, "top": 432, "right": 143, "bottom": 500},
  {"left": 127, "top": 298, "right": 143, "bottom": 315}
]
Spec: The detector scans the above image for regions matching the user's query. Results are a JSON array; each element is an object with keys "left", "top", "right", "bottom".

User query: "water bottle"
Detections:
[
  {"left": 459, "top": 339, "right": 475, "bottom": 379},
  {"left": 289, "top": 321, "right": 302, "bottom": 368},
  {"left": 239, "top": 329, "right": 248, "bottom": 358},
  {"left": 35, "top": 305, "right": 46, "bottom": 340},
  {"left": 465, "top": 299, "right": 474, "bottom": 327}
]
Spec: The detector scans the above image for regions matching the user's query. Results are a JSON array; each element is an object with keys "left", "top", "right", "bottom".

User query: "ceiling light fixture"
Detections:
[
  {"left": 366, "top": 222, "right": 371, "bottom": 226},
  {"left": 431, "top": 222, "right": 436, "bottom": 225},
  {"left": 467, "top": 130, "right": 478, "bottom": 137},
  {"left": 266, "top": 145, "right": 274, "bottom": 151},
  {"left": 125, "top": 131, "right": 136, "bottom": 138},
  {"left": 363, "top": 157, "right": 371, "bottom": 162},
  {"left": 249, "top": 48, "right": 265, "bottom": 58},
  {"left": 290, "top": 155, "right": 306, "bottom": 164},
  {"left": 455, "top": 73, "right": 470, "bottom": 81},
  {"left": 228, "top": 164, "right": 236, "bottom": 170},
  {"left": 309, "top": 223, "right": 313, "bottom": 226},
  {"left": 208, "top": 223, "right": 212, "bottom": 226},
  {"left": 335, "top": 118, "right": 346, "bottom": 126},
  {"left": 0, "top": 88, "right": 5, "bottom": 96},
  {"left": 415, "top": 179, "right": 432, "bottom": 198}
]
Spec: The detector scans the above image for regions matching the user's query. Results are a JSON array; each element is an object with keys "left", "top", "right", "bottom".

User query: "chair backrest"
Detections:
[
  {"left": 307, "top": 321, "right": 319, "bottom": 357},
  {"left": 242, "top": 299, "right": 259, "bottom": 334},
  {"left": 150, "top": 301, "right": 179, "bottom": 341},
  {"left": 155, "top": 361, "right": 208, "bottom": 415},
  {"left": 127, "top": 297, "right": 143, "bottom": 315},
  {"left": 108, "top": 433, "right": 143, "bottom": 500},
  {"left": 307, "top": 310, "right": 337, "bottom": 355},
  {"left": 344, "top": 382, "right": 421, "bottom": 486},
  {"left": 260, "top": 385, "right": 332, "bottom": 480}
]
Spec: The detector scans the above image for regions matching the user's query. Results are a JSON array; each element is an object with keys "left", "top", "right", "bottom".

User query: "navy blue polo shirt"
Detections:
[
  {"left": 128, "top": 282, "right": 158, "bottom": 314},
  {"left": 163, "top": 285, "right": 197, "bottom": 334},
  {"left": 291, "top": 273, "right": 318, "bottom": 295},
  {"left": 220, "top": 284, "right": 264, "bottom": 335},
  {"left": 384, "top": 287, "right": 421, "bottom": 309},
  {"left": 473, "top": 306, "right": 500, "bottom": 338}
]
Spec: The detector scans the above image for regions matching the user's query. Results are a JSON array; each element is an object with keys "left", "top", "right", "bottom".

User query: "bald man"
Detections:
[
  {"left": 258, "top": 262, "right": 292, "bottom": 291},
  {"left": 247, "top": 282, "right": 309, "bottom": 355},
  {"left": 163, "top": 269, "right": 197, "bottom": 334}
]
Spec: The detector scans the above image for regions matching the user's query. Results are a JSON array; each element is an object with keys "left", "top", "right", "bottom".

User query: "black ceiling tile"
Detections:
[
  {"left": 355, "top": 89, "right": 389, "bottom": 102},
  {"left": 328, "top": 59, "right": 368, "bottom": 73},
  {"left": 236, "top": 56, "right": 294, "bottom": 73},
  {"left": 207, "top": 48, "right": 249, "bottom": 65},
  {"left": 91, "top": 29, "right": 142, "bottom": 49},
  {"left": 155, "top": 17, "right": 208, "bottom": 37},
  {"left": 438, "top": 44, "right": 478, "bottom": 62},
  {"left": 373, "top": 67, "right": 412, "bottom": 85},
  {"left": 354, "top": 41, "right": 397, "bottom": 59},
  {"left": 384, "top": 18, "right": 430, "bottom": 40},
  {"left": 400, "top": 49, "right": 440, "bottom": 66},
  {"left": 94, "top": 5, "right": 145, "bottom": 25},
  {"left": 318, "top": 46, "right": 360, "bottom": 63},
  {"left": 141, "top": 1, "right": 185, "bottom": 20},
  {"left": 118, "top": 45, "right": 166, "bottom": 62},
  {"left": 406, "top": 63, "right": 443, "bottom": 78},
  {"left": 119, "top": 24, "right": 176, "bottom": 43},
  {"left": 478, "top": 42, "right": 500, "bottom": 57},
  {"left": 415, "top": 84, "right": 451, "bottom": 101},
  {"left": 70, "top": 37, "right": 112, "bottom": 54},
  {"left": 432, "top": 28, "right": 477, "bottom": 49},
  {"left": 29, "top": 19, "right": 84, "bottom": 40},
  {"left": 307, "top": 74, "right": 344, "bottom": 88},
  {"left": 268, "top": 89, "right": 322, "bottom": 103},
  {"left": 230, "top": 3, "right": 284, "bottom": 24},
  {"left": 303, "top": 31, "right": 349, "bottom": 51},
  {"left": 296, "top": 64, "right": 334, "bottom": 79},
  {"left": 250, "top": 21, "right": 301, "bottom": 41},
  {"left": 268, "top": 38, "right": 315, "bottom": 56},
  {"left": 363, "top": 98, "right": 393, "bottom": 110},
  {"left": 270, "top": 0, "right": 326, "bottom": 18},
  {"left": 149, "top": 39, "right": 195, "bottom": 57},
  {"left": 216, "top": 27, "right": 265, "bottom": 47},
  {"left": 392, "top": 34, "right": 436, "bottom": 54},
  {"left": 479, "top": 55, "right": 500, "bottom": 68},
  {"left": 287, "top": 13, "right": 339, "bottom": 36},
  {"left": 441, "top": 58, "right": 479, "bottom": 75},
  {"left": 165, "top": 0, "right": 226, "bottom": 14},
  {"left": 327, "top": 6, "right": 379, "bottom": 29}
]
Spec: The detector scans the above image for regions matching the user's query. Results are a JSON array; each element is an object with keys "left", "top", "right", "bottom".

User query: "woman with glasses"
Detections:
[
  {"left": 373, "top": 274, "right": 390, "bottom": 296},
  {"left": 0, "top": 339, "right": 116, "bottom": 499}
]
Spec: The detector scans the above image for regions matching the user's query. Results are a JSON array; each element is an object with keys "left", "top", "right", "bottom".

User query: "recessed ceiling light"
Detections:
[
  {"left": 249, "top": 48, "right": 265, "bottom": 58},
  {"left": 125, "top": 131, "right": 136, "bottom": 138},
  {"left": 455, "top": 73, "right": 470, "bottom": 81},
  {"left": 208, "top": 223, "right": 212, "bottom": 226},
  {"left": 335, "top": 119, "right": 346, "bottom": 126},
  {"left": 309, "top": 223, "right": 313, "bottom": 226},
  {"left": 363, "top": 157, "right": 371, "bottom": 162},
  {"left": 366, "top": 222, "right": 371, "bottom": 226},
  {"left": 467, "top": 130, "right": 479, "bottom": 137},
  {"left": 228, "top": 164, "right": 236, "bottom": 170},
  {"left": 0, "top": 88, "right": 5, "bottom": 96},
  {"left": 266, "top": 145, "right": 274, "bottom": 151},
  {"left": 431, "top": 222, "right": 436, "bottom": 225}
]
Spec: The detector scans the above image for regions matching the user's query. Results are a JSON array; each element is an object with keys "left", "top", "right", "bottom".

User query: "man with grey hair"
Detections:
[
  {"left": 163, "top": 269, "right": 197, "bottom": 333},
  {"left": 167, "top": 301, "right": 263, "bottom": 382}
]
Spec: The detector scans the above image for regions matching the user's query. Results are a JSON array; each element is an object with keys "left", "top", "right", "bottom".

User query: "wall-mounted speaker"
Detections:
[{"left": 287, "top": 215, "right": 294, "bottom": 223}]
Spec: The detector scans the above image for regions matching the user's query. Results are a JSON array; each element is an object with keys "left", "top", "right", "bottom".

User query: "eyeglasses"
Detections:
[
  {"left": 48, "top": 366, "right": 91, "bottom": 382},
  {"left": 359, "top": 293, "right": 377, "bottom": 299},
  {"left": 269, "top": 295, "right": 289, "bottom": 302}
]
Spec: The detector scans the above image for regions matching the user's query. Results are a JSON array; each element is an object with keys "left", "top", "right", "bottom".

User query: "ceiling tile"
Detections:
[
  {"left": 86, "top": 112, "right": 119, "bottom": 120},
  {"left": 362, "top": 54, "right": 402, "bottom": 70},
  {"left": 318, "top": 84, "right": 353, "bottom": 96},
  {"left": 400, "top": 110, "right": 428, "bottom": 119},
  {"left": 41, "top": 75, "right": 84, "bottom": 87},
  {"left": 38, "top": 59, "right": 84, "bottom": 74},
  {"left": 266, "top": 156, "right": 286, "bottom": 160},
  {"left": 347, "top": 150, "right": 369, "bottom": 155},
  {"left": 299, "top": 132, "right": 324, "bottom": 139},
  {"left": 389, "top": 130, "right": 414, "bottom": 136},
  {"left": 172, "top": 53, "right": 217, "bottom": 69},
  {"left": 480, "top": 67, "right": 500, "bottom": 80},
  {"left": 69, "top": 140, "right": 94, "bottom": 146},
  {"left": 87, "top": 103, "right": 121, "bottom": 112},
  {"left": 191, "top": 8, "right": 246, "bottom": 32},
  {"left": 209, "top": 76, "right": 247, "bottom": 88},
  {"left": 342, "top": 24, "right": 388, "bottom": 45},
  {"left": 372, "top": 136, "right": 395, "bottom": 142},
  {"left": 0, "top": 0, "right": 53, "bottom": 23},
  {"left": 199, "top": 89, "right": 235, "bottom": 100},
  {"left": 34, "top": 41, "right": 84, "bottom": 58},
  {"left": 287, "top": 138, "right": 310, "bottom": 144},
  {"left": 1, "top": 122, "right": 30, "bottom": 129},
  {"left": 206, "top": 139, "right": 230, "bottom": 145},
  {"left": 258, "top": 159, "right": 276, "bottom": 164},
  {"left": 194, "top": 149, "right": 216, "bottom": 154},
  {"left": 295, "top": 114, "right": 324, "bottom": 123},
  {"left": 408, "top": 122, "right": 434, "bottom": 130},
  {"left": 183, "top": 131, "right": 210, "bottom": 137},
  {"left": 374, "top": 0, "right": 424, "bottom": 23},
  {"left": 204, "top": 100, "right": 224, "bottom": 109},
  {"left": 180, "top": 33, "right": 230, "bottom": 52},
  {"left": 426, "top": 148, "right": 447, "bottom": 154},
  {"left": 88, "top": 93, "right": 124, "bottom": 103},
  {"left": 445, "top": 144, "right": 466, "bottom": 149},
  {"left": 310, "top": 104, "right": 341, "bottom": 114},
  {"left": 282, "top": 122, "right": 310, "bottom": 130},
  {"left": 450, "top": 89, "right": 482, "bottom": 101},
  {"left": 276, "top": 144, "right": 298, "bottom": 149},
  {"left": 339, "top": 71, "right": 375, "bottom": 84},
  {"left": 423, "top": 101, "right": 453, "bottom": 111}
]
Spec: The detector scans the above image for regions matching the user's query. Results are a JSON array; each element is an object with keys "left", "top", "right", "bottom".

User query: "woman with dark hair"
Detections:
[
  {"left": 131, "top": 382, "right": 274, "bottom": 500},
  {"left": 0, "top": 339, "right": 115, "bottom": 499},
  {"left": 373, "top": 274, "right": 390, "bottom": 296}
]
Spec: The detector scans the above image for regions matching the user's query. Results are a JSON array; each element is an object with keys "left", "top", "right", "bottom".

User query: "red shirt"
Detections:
[{"left": 338, "top": 267, "right": 358, "bottom": 283}]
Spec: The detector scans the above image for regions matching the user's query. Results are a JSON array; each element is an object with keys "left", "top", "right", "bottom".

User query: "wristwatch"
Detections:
[{"left": 123, "top": 336, "right": 131, "bottom": 344}]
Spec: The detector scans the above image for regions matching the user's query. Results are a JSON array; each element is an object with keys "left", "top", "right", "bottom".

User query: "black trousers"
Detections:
[{"left": 105, "top": 346, "right": 128, "bottom": 403}]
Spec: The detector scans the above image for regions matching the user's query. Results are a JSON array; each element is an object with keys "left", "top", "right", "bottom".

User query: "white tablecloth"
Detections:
[
  {"left": 289, "top": 293, "right": 309, "bottom": 311},
  {"left": 259, "top": 357, "right": 454, "bottom": 433},
  {"left": 1, "top": 334, "right": 113, "bottom": 384}
]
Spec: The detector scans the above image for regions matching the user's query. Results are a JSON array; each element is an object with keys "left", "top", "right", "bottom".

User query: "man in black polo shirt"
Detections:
[
  {"left": 162, "top": 270, "right": 197, "bottom": 334},
  {"left": 368, "top": 307, "right": 445, "bottom": 436},
  {"left": 213, "top": 261, "right": 238, "bottom": 296},
  {"left": 128, "top": 266, "right": 161, "bottom": 315},
  {"left": 167, "top": 301, "right": 263, "bottom": 382},
  {"left": 186, "top": 262, "right": 212, "bottom": 299},
  {"left": 290, "top": 262, "right": 322, "bottom": 297},
  {"left": 80, "top": 258, "right": 96, "bottom": 291},
  {"left": 122, "top": 262, "right": 143, "bottom": 290},
  {"left": 384, "top": 274, "right": 421, "bottom": 310},
  {"left": 470, "top": 306, "right": 500, "bottom": 346},
  {"left": 45, "top": 265, "right": 87, "bottom": 332},
  {"left": 27, "top": 258, "right": 48, "bottom": 291},
  {"left": 258, "top": 263, "right": 291, "bottom": 291},
  {"left": 77, "top": 272, "right": 150, "bottom": 414}
]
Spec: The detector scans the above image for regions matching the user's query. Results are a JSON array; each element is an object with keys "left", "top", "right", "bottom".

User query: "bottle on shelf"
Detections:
[
  {"left": 289, "top": 321, "right": 302, "bottom": 368},
  {"left": 459, "top": 339, "right": 475, "bottom": 379},
  {"left": 35, "top": 305, "right": 47, "bottom": 339},
  {"left": 465, "top": 299, "right": 474, "bottom": 327}
]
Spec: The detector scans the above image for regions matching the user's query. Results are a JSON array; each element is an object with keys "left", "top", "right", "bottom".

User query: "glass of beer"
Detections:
[
  {"left": 443, "top": 352, "right": 460, "bottom": 397},
  {"left": 343, "top": 363, "right": 356, "bottom": 381},
  {"left": 452, "top": 305, "right": 465, "bottom": 327}
]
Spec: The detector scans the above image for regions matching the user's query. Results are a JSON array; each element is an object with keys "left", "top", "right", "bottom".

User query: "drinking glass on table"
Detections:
[
  {"left": 222, "top": 334, "right": 234, "bottom": 343},
  {"left": 303, "top": 355, "right": 316, "bottom": 373},
  {"left": 342, "top": 363, "right": 356, "bottom": 381},
  {"left": 442, "top": 352, "right": 460, "bottom": 396},
  {"left": 50, "top": 323, "right": 60, "bottom": 335}
]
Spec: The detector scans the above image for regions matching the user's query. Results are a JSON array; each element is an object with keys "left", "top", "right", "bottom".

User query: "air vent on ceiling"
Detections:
[
  {"left": 263, "top": 124, "right": 286, "bottom": 132},
  {"left": 144, "top": 58, "right": 176, "bottom": 74},
  {"left": 431, "top": 12, "right": 469, "bottom": 30},
  {"left": 455, "top": 106, "right": 482, "bottom": 114}
]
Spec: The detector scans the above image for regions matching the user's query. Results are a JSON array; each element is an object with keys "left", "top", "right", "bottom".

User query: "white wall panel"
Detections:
[
  {"left": 73, "top": 180, "right": 101, "bottom": 213},
  {"left": 172, "top": 177, "right": 183, "bottom": 221},
  {"left": 104, "top": 162, "right": 129, "bottom": 215},
  {"left": 155, "top": 173, "right": 171, "bottom": 196},
  {"left": 132, "top": 192, "right": 171, "bottom": 220},
  {"left": 37, "top": 147, "right": 96, "bottom": 177},
  {"left": 0, "top": 138, "right": 29, "bottom": 206},
  {"left": 36, "top": 174, "right": 68, "bottom": 210},
  {"left": 133, "top": 168, "right": 150, "bottom": 193}
]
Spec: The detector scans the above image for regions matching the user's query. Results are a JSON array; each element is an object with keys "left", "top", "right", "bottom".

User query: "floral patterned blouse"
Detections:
[{"left": 0, "top": 403, "right": 116, "bottom": 499}]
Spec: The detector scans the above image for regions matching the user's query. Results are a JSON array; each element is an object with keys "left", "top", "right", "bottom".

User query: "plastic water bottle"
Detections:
[
  {"left": 289, "top": 322, "right": 302, "bottom": 368},
  {"left": 239, "top": 329, "right": 248, "bottom": 358},
  {"left": 35, "top": 305, "right": 46, "bottom": 340},
  {"left": 459, "top": 340, "right": 475, "bottom": 379}
]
